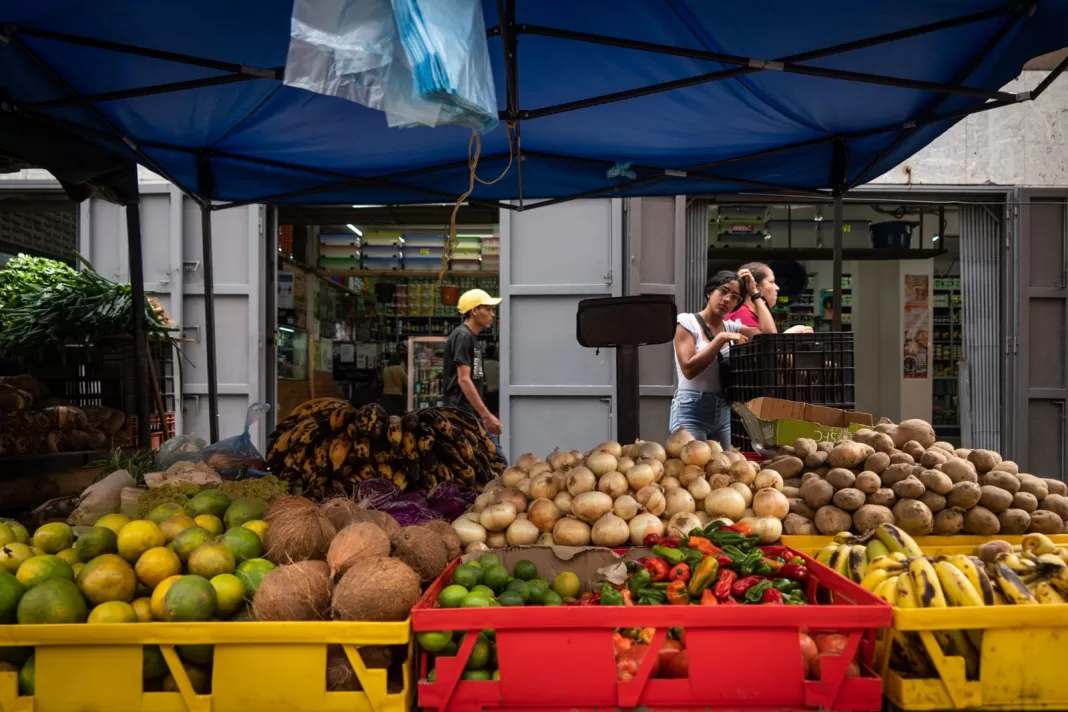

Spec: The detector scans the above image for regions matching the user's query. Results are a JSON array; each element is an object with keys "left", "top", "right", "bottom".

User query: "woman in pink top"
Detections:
[{"left": 728, "top": 262, "right": 812, "bottom": 334}]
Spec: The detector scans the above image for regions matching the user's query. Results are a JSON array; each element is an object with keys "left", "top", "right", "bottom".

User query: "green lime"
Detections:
[
  {"left": 427, "top": 669, "right": 436, "bottom": 683},
  {"left": 540, "top": 590, "right": 563, "bottom": 606},
  {"left": 470, "top": 585, "right": 495, "bottom": 599},
  {"left": 492, "top": 669, "right": 500, "bottom": 680},
  {"left": 553, "top": 571, "right": 581, "bottom": 599},
  {"left": 505, "top": 579, "right": 529, "bottom": 601},
  {"left": 437, "top": 585, "right": 469, "bottom": 609},
  {"left": 461, "top": 593, "right": 491, "bottom": 608},
  {"left": 467, "top": 639, "right": 491, "bottom": 670},
  {"left": 416, "top": 630, "right": 453, "bottom": 653},
  {"left": 451, "top": 563, "right": 482, "bottom": 588},
  {"left": 482, "top": 629, "right": 495, "bottom": 640},
  {"left": 526, "top": 579, "right": 550, "bottom": 604},
  {"left": 462, "top": 670, "right": 492, "bottom": 681},
  {"left": 482, "top": 564, "right": 510, "bottom": 593},
  {"left": 487, "top": 599, "right": 501, "bottom": 607},
  {"left": 497, "top": 591, "right": 524, "bottom": 607},
  {"left": 440, "top": 640, "right": 459, "bottom": 657},
  {"left": 478, "top": 553, "right": 501, "bottom": 568},
  {"left": 512, "top": 560, "right": 538, "bottom": 581}
]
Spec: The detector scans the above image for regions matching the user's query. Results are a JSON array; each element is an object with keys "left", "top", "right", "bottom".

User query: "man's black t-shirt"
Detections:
[{"left": 442, "top": 324, "right": 484, "bottom": 411}]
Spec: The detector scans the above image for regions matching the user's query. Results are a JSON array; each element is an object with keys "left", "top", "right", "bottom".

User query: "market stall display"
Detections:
[{"left": 266, "top": 397, "right": 504, "bottom": 497}]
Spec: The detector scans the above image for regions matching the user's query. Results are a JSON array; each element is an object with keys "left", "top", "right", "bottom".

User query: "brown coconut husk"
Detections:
[
  {"left": 252, "top": 560, "right": 333, "bottom": 621},
  {"left": 390, "top": 526, "right": 448, "bottom": 583},
  {"left": 326, "top": 645, "right": 393, "bottom": 692},
  {"left": 320, "top": 497, "right": 363, "bottom": 532},
  {"left": 265, "top": 495, "right": 319, "bottom": 519},
  {"left": 264, "top": 501, "right": 337, "bottom": 564},
  {"left": 326, "top": 522, "right": 391, "bottom": 577},
  {"left": 331, "top": 556, "right": 420, "bottom": 622},
  {"left": 347, "top": 508, "right": 400, "bottom": 538},
  {"left": 419, "top": 519, "right": 462, "bottom": 561}
]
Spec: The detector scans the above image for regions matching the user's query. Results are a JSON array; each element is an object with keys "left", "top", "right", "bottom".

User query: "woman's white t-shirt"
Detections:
[{"left": 673, "top": 313, "right": 743, "bottom": 393}]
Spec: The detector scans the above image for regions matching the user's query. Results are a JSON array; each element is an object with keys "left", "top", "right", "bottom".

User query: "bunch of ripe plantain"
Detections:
[
  {"left": 816, "top": 523, "right": 1068, "bottom": 679},
  {"left": 265, "top": 397, "right": 505, "bottom": 498}
]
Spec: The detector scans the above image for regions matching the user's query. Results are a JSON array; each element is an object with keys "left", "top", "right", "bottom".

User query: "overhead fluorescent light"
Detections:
[
  {"left": 351, "top": 204, "right": 384, "bottom": 208},
  {"left": 932, "top": 235, "right": 941, "bottom": 242},
  {"left": 279, "top": 326, "right": 295, "bottom": 333},
  {"left": 346, "top": 224, "right": 363, "bottom": 236}
]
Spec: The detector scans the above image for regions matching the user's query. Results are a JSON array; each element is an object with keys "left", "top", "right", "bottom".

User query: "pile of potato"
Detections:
[{"left": 766, "top": 418, "right": 1067, "bottom": 537}]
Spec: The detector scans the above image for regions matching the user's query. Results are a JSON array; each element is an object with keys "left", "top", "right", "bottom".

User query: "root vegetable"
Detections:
[
  {"left": 919, "top": 491, "right": 946, "bottom": 513},
  {"left": 705, "top": 454, "right": 732, "bottom": 476},
  {"left": 864, "top": 452, "right": 890, "bottom": 475},
  {"left": 501, "top": 468, "right": 527, "bottom": 488},
  {"left": 597, "top": 471, "right": 629, "bottom": 499},
  {"left": 903, "top": 441, "right": 926, "bottom": 460},
  {"left": 932, "top": 441, "right": 956, "bottom": 453},
  {"left": 997, "top": 509, "right": 1031, "bottom": 535},
  {"left": 595, "top": 441, "right": 624, "bottom": 458},
  {"left": 687, "top": 477, "right": 712, "bottom": 501},
  {"left": 829, "top": 443, "right": 873, "bottom": 469},
  {"left": 894, "top": 419, "right": 937, "bottom": 448},
  {"left": 814, "top": 505, "right": 852, "bottom": 535},
  {"left": 730, "top": 482, "right": 753, "bottom": 507},
  {"left": 530, "top": 461, "right": 552, "bottom": 478},
  {"left": 500, "top": 519, "right": 537, "bottom": 545},
  {"left": 494, "top": 487, "right": 527, "bottom": 513},
  {"left": 918, "top": 470, "right": 954, "bottom": 496},
  {"left": 628, "top": 512, "right": 664, "bottom": 545},
  {"left": 480, "top": 503, "right": 518, "bottom": 532},
  {"left": 613, "top": 494, "right": 639, "bottom": 521},
  {"left": 529, "top": 473, "right": 560, "bottom": 501},
  {"left": 1013, "top": 491, "right": 1038, "bottom": 513},
  {"left": 752, "top": 488, "right": 790, "bottom": 519},
  {"left": 566, "top": 467, "right": 597, "bottom": 496},
  {"left": 991, "top": 460, "right": 1019, "bottom": 475},
  {"left": 1041, "top": 494, "right": 1068, "bottom": 520},
  {"left": 739, "top": 516, "right": 782, "bottom": 544},
  {"left": 666, "top": 512, "right": 704, "bottom": 540},
  {"left": 892, "top": 499, "right": 934, "bottom": 536},
  {"left": 932, "top": 508, "right": 964, "bottom": 535},
  {"left": 486, "top": 532, "right": 507, "bottom": 547},
  {"left": 571, "top": 491, "right": 614, "bottom": 523},
  {"left": 664, "top": 488, "right": 696, "bottom": 518},
  {"left": 853, "top": 504, "right": 895, "bottom": 531},
  {"left": 825, "top": 468, "right": 856, "bottom": 490},
  {"left": 892, "top": 475, "right": 926, "bottom": 500},
  {"left": 881, "top": 464, "right": 914, "bottom": 488},
  {"left": 753, "top": 470, "right": 784, "bottom": 491},
  {"left": 981, "top": 471, "right": 1020, "bottom": 494},
  {"left": 1028, "top": 510, "right": 1064, "bottom": 534},
  {"left": 639, "top": 458, "right": 665, "bottom": 481},
  {"left": 868, "top": 432, "right": 895, "bottom": 453},
  {"left": 679, "top": 465, "right": 704, "bottom": 486},
  {"left": 954, "top": 448, "right": 972, "bottom": 459},
  {"left": 553, "top": 517, "right": 592, "bottom": 546},
  {"left": 1018, "top": 477, "right": 1049, "bottom": 500},
  {"left": 789, "top": 498, "right": 816, "bottom": 519},
  {"left": 1045, "top": 479, "right": 1068, "bottom": 497},
  {"left": 625, "top": 464, "right": 657, "bottom": 491},
  {"left": 591, "top": 513, "right": 630, "bottom": 547},
  {"left": 546, "top": 448, "right": 576, "bottom": 472},
  {"left": 704, "top": 487, "right": 747, "bottom": 521},
  {"left": 866, "top": 488, "right": 896, "bottom": 507},
  {"left": 889, "top": 452, "right": 915, "bottom": 465},
  {"left": 637, "top": 442, "right": 667, "bottom": 464},
  {"left": 967, "top": 449, "right": 1002, "bottom": 474},
  {"left": 516, "top": 454, "right": 542, "bottom": 473},
  {"left": 661, "top": 476, "right": 681, "bottom": 490},
  {"left": 766, "top": 456, "right": 804, "bottom": 478},
  {"left": 800, "top": 479, "right": 835, "bottom": 509},
  {"left": 553, "top": 491, "right": 573, "bottom": 514},
  {"left": 942, "top": 459, "right": 978, "bottom": 484},
  {"left": 832, "top": 488, "right": 866, "bottom": 512},
  {"left": 979, "top": 486, "right": 1013, "bottom": 513},
  {"left": 784, "top": 513, "right": 817, "bottom": 535},
  {"left": 962, "top": 506, "right": 1000, "bottom": 535},
  {"left": 920, "top": 449, "right": 951, "bottom": 468},
  {"left": 708, "top": 473, "right": 731, "bottom": 490},
  {"left": 801, "top": 472, "right": 821, "bottom": 486},
  {"left": 728, "top": 460, "right": 758, "bottom": 485},
  {"left": 664, "top": 459, "right": 685, "bottom": 479},
  {"left": 855, "top": 471, "right": 881, "bottom": 494},
  {"left": 636, "top": 486, "right": 667, "bottom": 517},
  {"left": 680, "top": 441, "right": 713, "bottom": 467},
  {"left": 947, "top": 481, "right": 982, "bottom": 509},
  {"left": 528, "top": 498, "right": 563, "bottom": 532},
  {"left": 473, "top": 493, "right": 495, "bottom": 513},
  {"left": 794, "top": 438, "right": 817, "bottom": 458},
  {"left": 465, "top": 541, "right": 489, "bottom": 555},
  {"left": 804, "top": 451, "right": 830, "bottom": 469},
  {"left": 782, "top": 486, "right": 800, "bottom": 498},
  {"left": 586, "top": 451, "right": 618, "bottom": 476},
  {"left": 666, "top": 428, "right": 696, "bottom": 458}
]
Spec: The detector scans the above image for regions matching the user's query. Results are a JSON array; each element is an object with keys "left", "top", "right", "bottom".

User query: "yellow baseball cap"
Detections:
[{"left": 457, "top": 288, "right": 502, "bottom": 314}]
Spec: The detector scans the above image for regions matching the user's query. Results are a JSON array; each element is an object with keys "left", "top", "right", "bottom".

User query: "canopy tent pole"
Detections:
[
  {"left": 832, "top": 193, "right": 844, "bottom": 332},
  {"left": 125, "top": 199, "right": 152, "bottom": 448},
  {"left": 198, "top": 158, "right": 220, "bottom": 443}
]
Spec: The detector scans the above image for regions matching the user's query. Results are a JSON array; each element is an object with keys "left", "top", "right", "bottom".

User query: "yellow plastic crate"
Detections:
[
  {"left": 882, "top": 605, "right": 1068, "bottom": 710},
  {"left": 783, "top": 535, "right": 1068, "bottom": 556},
  {"left": 0, "top": 620, "right": 412, "bottom": 712}
]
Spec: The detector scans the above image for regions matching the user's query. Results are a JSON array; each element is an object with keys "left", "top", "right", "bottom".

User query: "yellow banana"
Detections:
[
  {"left": 868, "top": 555, "right": 906, "bottom": 573},
  {"left": 890, "top": 552, "right": 910, "bottom": 563},
  {"left": 828, "top": 544, "right": 853, "bottom": 578},
  {"left": 1023, "top": 533, "right": 1058, "bottom": 556},
  {"left": 866, "top": 539, "right": 891, "bottom": 562},
  {"left": 995, "top": 552, "right": 1037, "bottom": 574},
  {"left": 833, "top": 531, "right": 857, "bottom": 545},
  {"left": 860, "top": 567, "right": 893, "bottom": 592},
  {"left": 909, "top": 557, "right": 947, "bottom": 608},
  {"left": 1034, "top": 553, "right": 1067, "bottom": 570},
  {"left": 816, "top": 544, "right": 839, "bottom": 567},
  {"left": 873, "top": 575, "right": 901, "bottom": 604},
  {"left": 1035, "top": 580, "right": 1067, "bottom": 604},
  {"left": 943, "top": 630, "right": 980, "bottom": 680},
  {"left": 991, "top": 563, "right": 1038, "bottom": 604},
  {"left": 946, "top": 555, "right": 995, "bottom": 606},
  {"left": 876, "top": 523, "right": 923, "bottom": 558},
  {"left": 892, "top": 631, "right": 935, "bottom": 677},
  {"left": 896, "top": 572, "right": 919, "bottom": 608},
  {"left": 849, "top": 545, "right": 869, "bottom": 583},
  {"left": 934, "top": 560, "right": 984, "bottom": 607}
]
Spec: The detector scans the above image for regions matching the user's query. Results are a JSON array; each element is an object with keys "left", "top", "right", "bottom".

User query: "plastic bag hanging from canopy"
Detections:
[{"left": 284, "top": 0, "right": 499, "bottom": 133}]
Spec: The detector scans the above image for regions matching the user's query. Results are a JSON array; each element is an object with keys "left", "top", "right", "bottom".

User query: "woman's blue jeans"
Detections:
[{"left": 669, "top": 389, "right": 731, "bottom": 450}]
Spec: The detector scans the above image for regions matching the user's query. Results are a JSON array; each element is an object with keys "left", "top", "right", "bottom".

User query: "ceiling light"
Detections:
[
  {"left": 351, "top": 204, "right": 384, "bottom": 208},
  {"left": 346, "top": 224, "right": 363, "bottom": 236},
  {"left": 932, "top": 235, "right": 941, "bottom": 242}
]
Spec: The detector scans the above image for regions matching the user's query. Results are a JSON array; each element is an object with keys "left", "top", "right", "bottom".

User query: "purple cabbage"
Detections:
[
  {"left": 351, "top": 478, "right": 401, "bottom": 509},
  {"left": 377, "top": 498, "right": 441, "bottom": 527},
  {"left": 428, "top": 481, "right": 476, "bottom": 520}
]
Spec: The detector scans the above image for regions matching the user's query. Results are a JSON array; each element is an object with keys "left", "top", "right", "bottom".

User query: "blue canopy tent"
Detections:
[{"left": 1, "top": 0, "right": 1066, "bottom": 439}]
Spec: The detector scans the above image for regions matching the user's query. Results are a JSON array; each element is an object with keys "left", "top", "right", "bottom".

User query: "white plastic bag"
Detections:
[{"left": 68, "top": 469, "right": 136, "bottom": 526}]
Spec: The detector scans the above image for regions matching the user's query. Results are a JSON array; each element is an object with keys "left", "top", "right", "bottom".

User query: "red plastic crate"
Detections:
[{"left": 413, "top": 547, "right": 891, "bottom": 712}]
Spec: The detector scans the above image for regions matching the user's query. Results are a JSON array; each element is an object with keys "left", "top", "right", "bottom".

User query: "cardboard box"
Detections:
[{"left": 732, "top": 397, "right": 872, "bottom": 447}]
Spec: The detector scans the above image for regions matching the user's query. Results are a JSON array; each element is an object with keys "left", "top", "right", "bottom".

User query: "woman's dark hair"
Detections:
[
  {"left": 703, "top": 270, "right": 740, "bottom": 299},
  {"left": 739, "top": 262, "right": 771, "bottom": 286}
]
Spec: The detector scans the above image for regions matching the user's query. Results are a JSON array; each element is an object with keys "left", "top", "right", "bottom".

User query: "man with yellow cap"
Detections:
[{"left": 443, "top": 288, "right": 507, "bottom": 464}]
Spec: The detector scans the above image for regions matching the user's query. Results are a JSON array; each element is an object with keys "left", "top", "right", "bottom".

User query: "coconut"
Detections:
[
  {"left": 332, "top": 556, "right": 420, "bottom": 622},
  {"left": 265, "top": 495, "right": 319, "bottom": 518},
  {"left": 419, "top": 519, "right": 462, "bottom": 560},
  {"left": 327, "top": 523, "right": 392, "bottom": 577},
  {"left": 319, "top": 498, "right": 364, "bottom": 531},
  {"left": 346, "top": 509, "right": 401, "bottom": 538},
  {"left": 252, "top": 560, "right": 333, "bottom": 621},
  {"left": 390, "top": 526, "right": 449, "bottom": 583},
  {"left": 264, "top": 500, "right": 338, "bottom": 564}
]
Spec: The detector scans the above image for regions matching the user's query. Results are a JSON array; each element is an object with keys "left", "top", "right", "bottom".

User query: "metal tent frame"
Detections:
[{"left": 2, "top": 2, "right": 1065, "bottom": 439}]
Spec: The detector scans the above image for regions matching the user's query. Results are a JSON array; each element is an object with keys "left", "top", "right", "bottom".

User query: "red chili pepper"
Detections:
[
  {"left": 666, "top": 579, "right": 691, "bottom": 605},
  {"left": 643, "top": 557, "right": 671, "bottom": 582},
  {"left": 731, "top": 575, "right": 765, "bottom": 598},
  {"left": 687, "top": 536, "right": 720, "bottom": 557},
  {"left": 716, "top": 554, "right": 733, "bottom": 568},
  {"left": 732, "top": 521, "right": 753, "bottom": 536},
  {"left": 668, "top": 562, "right": 691, "bottom": 583},
  {"left": 779, "top": 563, "right": 810, "bottom": 581},
  {"left": 658, "top": 536, "right": 681, "bottom": 549},
  {"left": 763, "top": 588, "right": 785, "bottom": 604},
  {"left": 761, "top": 545, "right": 789, "bottom": 559},
  {"left": 714, "top": 569, "right": 737, "bottom": 600},
  {"left": 718, "top": 524, "right": 743, "bottom": 534},
  {"left": 643, "top": 533, "right": 661, "bottom": 547},
  {"left": 699, "top": 589, "right": 718, "bottom": 606},
  {"left": 720, "top": 596, "right": 740, "bottom": 605}
]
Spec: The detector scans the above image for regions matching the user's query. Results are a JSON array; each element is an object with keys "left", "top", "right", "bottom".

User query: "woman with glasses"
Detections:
[
  {"left": 671, "top": 271, "right": 762, "bottom": 448},
  {"left": 729, "top": 262, "right": 813, "bottom": 334}
]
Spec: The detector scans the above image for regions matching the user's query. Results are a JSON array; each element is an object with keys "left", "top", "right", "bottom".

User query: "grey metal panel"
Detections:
[
  {"left": 959, "top": 205, "right": 1003, "bottom": 450},
  {"left": 500, "top": 199, "right": 622, "bottom": 460},
  {"left": 1015, "top": 189, "right": 1068, "bottom": 478},
  {"left": 684, "top": 199, "right": 710, "bottom": 312}
]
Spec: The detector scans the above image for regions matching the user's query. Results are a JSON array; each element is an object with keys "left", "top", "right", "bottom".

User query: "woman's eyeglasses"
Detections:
[{"left": 717, "top": 285, "right": 742, "bottom": 306}]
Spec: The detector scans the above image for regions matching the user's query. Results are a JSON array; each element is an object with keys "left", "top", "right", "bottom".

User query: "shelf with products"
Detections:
[{"left": 407, "top": 336, "right": 447, "bottom": 410}]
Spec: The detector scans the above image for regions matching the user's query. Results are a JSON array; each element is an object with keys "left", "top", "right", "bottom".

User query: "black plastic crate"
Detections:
[{"left": 728, "top": 332, "right": 855, "bottom": 451}]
